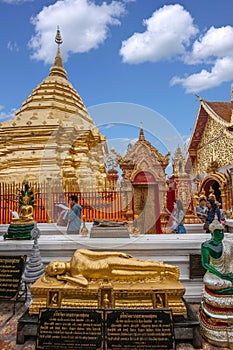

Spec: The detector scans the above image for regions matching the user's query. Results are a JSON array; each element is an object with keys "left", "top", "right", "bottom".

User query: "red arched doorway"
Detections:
[{"left": 133, "top": 171, "right": 162, "bottom": 234}]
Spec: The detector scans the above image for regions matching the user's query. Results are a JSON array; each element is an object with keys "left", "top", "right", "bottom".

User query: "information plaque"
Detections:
[
  {"left": 36, "top": 308, "right": 104, "bottom": 350},
  {"left": 106, "top": 309, "right": 175, "bottom": 349},
  {"left": 37, "top": 308, "right": 175, "bottom": 350},
  {"left": 0, "top": 255, "right": 26, "bottom": 300},
  {"left": 189, "top": 254, "right": 206, "bottom": 279}
]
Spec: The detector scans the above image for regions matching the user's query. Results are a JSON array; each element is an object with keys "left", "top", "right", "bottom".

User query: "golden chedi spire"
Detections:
[
  {"left": 0, "top": 27, "right": 107, "bottom": 188},
  {"left": 10, "top": 26, "right": 94, "bottom": 126},
  {"left": 49, "top": 26, "right": 68, "bottom": 80}
]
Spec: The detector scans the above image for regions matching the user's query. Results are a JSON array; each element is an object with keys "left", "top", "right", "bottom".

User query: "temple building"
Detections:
[
  {"left": 0, "top": 29, "right": 107, "bottom": 191},
  {"left": 119, "top": 125, "right": 170, "bottom": 233},
  {"left": 187, "top": 92, "right": 233, "bottom": 211},
  {"left": 167, "top": 145, "right": 200, "bottom": 225}
]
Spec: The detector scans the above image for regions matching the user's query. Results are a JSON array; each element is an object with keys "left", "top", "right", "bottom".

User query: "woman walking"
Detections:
[{"left": 166, "top": 199, "right": 186, "bottom": 234}]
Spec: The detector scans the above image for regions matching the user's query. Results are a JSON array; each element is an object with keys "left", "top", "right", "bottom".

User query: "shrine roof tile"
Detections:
[{"left": 205, "top": 101, "right": 232, "bottom": 123}]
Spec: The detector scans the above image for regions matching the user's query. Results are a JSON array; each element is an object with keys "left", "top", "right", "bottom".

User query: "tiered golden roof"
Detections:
[{"left": 0, "top": 28, "right": 107, "bottom": 190}]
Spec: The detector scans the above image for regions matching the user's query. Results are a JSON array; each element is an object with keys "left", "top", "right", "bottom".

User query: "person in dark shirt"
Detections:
[
  {"left": 204, "top": 198, "right": 221, "bottom": 233},
  {"left": 196, "top": 198, "right": 207, "bottom": 222}
]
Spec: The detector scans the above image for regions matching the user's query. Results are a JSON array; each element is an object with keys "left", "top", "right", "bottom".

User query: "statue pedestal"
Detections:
[
  {"left": 4, "top": 222, "right": 34, "bottom": 240},
  {"left": 200, "top": 287, "right": 233, "bottom": 348},
  {"left": 29, "top": 275, "right": 186, "bottom": 316},
  {"left": 90, "top": 226, "right": 129, "bottom": 238}
]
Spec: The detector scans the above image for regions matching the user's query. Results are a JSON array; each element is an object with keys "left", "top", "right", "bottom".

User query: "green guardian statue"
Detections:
[{"left": 200, "top": 217, "right": 233, "bottom": 348}]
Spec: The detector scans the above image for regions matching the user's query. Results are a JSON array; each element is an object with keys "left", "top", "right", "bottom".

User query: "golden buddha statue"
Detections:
[
  {"left": 30, "top": 249, "right": 186, "bottom": 317},
  {"left": 4, "top": 182, "right": 35, "bottom": 240},
  {"left": 43, "top": 248, "right": 180, "bottom": 287},
  {"left": 13, "top": 192, "right": 34, "bottom": 223}
]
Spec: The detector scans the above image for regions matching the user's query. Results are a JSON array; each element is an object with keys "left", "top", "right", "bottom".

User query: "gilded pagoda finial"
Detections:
[
  {"left": 139, "top": 122, "right": 145, "bottom": 141},
  {"left": 49, "top": 26, "right": 67, "bottom": 80},
  {"left": 55, "top": 25, "right": 63, "bottom": 45}
]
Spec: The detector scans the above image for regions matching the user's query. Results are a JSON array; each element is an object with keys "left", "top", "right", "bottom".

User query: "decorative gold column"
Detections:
[{"left": 46, "top": 177, "right": 53, "bottom": 223}]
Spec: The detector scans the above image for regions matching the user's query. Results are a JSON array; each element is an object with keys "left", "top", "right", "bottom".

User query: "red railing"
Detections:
[{"left": 0, "top": 182, "right": 124, "bottom": 224}]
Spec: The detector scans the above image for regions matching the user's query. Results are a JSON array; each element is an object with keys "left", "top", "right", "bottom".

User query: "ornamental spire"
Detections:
[
  {"left": 49, "top": 26, "right": 68, "bottom": 80},
  {"left": 139, "top": 121, "right": 145, "bottom": 141}
]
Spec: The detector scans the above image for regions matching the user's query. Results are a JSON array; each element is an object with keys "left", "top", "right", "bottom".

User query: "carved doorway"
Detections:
[
  {"left": 202, "top": 179, "right": 221, "bottom": 202},
  {"left": 133, "top": 171, "right": 161, "bottom": 234},
  {"left": 200, "top": 171, "right": 232, "bottom": 211}
]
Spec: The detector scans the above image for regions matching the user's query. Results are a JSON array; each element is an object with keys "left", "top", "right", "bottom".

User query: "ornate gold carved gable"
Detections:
[
  {"left": 119, "top": 125, "right": 169, "bottom": 185},
  {"left": 195, "top": 114, "right": 233, "bottom": 174},
  {"left": 199, "top": 117, "right": 225, "bottom": 148},
  {"left": 206, "top": 159, "right": 219, "bottom": 174},
  {"left": 138, "top": 159, "right": 150, "bottom": 170}
]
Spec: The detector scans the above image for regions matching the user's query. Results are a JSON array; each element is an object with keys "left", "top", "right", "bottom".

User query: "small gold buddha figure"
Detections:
[
  {"left": 12, "top": 193, "right": 34, "bottom": 223},
  {"left": 19, "top": 193, "right": 34, "bottom": 220}
]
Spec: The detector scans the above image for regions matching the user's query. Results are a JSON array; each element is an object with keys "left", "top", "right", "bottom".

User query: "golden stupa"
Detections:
[{"left": 0, "top": 28, "right": 107, "bottom": 191}]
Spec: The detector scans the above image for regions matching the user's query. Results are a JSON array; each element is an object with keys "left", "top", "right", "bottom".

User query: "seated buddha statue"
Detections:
[
  {"left": 43, "top": 248, "right": 180, "bottom": 287},
  {"left": 4, "top": 183, "right": 35, "bottom": 240},
  {"left": 12, "top": 192, "right": 34, "bottom": 223}
]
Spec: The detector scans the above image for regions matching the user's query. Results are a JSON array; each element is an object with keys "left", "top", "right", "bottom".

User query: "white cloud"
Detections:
[
  {"left": 171, "top": 25, "right": 233, "bottom": 92},
  {"left": 186, "top": 26, "right": 233, "bottom": 64},
  {"left": 119, "top": 4, "right": 198, "bottom": 64},
  {"left": 29, "top": 0, "right": 125, "bottom": 64},
  {"left": 171, "top": 56, "right": 233, "bottom": 93},
  {"left": 119, "top": 3, "right": 233, "bottom": 93}
]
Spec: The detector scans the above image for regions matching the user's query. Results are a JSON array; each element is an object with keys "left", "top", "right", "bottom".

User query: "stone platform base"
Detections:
[
  {"left": 29, "top": 273, "right": 187, "bottom": 318},
  {"left": 90, "top": 226, "right": 129, "bottom": 238}
]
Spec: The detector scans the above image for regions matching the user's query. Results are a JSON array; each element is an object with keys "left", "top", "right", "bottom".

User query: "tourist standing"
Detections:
[
  {"left": 196, "top": 198, "right": 208, "bottom": 222},
  {"left": 67, "top": 195, "right": 82, "bottom": 234},
  {"left": 216, "top": 201, "right": 225, "bottom": 225},
  {"left": 166, "top": 199, "right": 186, "bottom": 234},
  {"left": 204, "top": 198, "right": 221, "bottom": 233}
]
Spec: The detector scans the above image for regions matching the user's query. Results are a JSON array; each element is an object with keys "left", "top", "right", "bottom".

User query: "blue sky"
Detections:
[{"left": 1, "top": 0, "right": 233, "bottom": 166}]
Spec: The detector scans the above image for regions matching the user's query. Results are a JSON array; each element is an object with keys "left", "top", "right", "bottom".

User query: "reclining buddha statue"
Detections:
[
  {"left": 29, "top": 248, "right": 187, "bottom": 317},
  {"left": 43, "top": 248, "right": 180, "bottom": 286}
]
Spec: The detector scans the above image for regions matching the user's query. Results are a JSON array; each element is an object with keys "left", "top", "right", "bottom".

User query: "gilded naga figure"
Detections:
[{"left": 43, "top": 248, "right": 180, "bottom": 287}]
